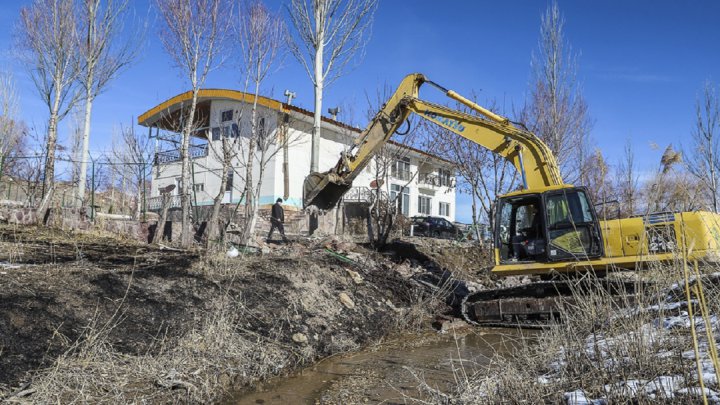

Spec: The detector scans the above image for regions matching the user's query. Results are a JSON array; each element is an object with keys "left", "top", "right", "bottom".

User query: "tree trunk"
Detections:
[
  {"left": 43, "top": 107, "right": 59, "bottom": 200},
  {"left": 243, "top": 138, "right": 256, "bottom": 244},
  {"left": 310, "top": 14, "right": 324, "bottom": 173},
  {"left": 77, "top": 63, "right": 95, "bottom": 208},
  {"left": 206, "top": 155, "right": 229, "bottom": 248},
  {"left": 153, "top": 194, "right": 171, "bottom": 244},
  {"left": 471, "top": 193, "right": 482, "bottom": 247},
  {"left": 180, "top": 89, "right": 199, "bottom": 248}
]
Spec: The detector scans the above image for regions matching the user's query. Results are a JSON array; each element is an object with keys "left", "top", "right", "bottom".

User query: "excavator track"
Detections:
[{"left": 461, "top": 278, "right": 647, "bottom": 328}]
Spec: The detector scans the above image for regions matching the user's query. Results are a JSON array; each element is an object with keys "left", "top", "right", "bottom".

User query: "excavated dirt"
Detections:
[{"left": 0, "top": 225, "right": 490, "bottom": 402}]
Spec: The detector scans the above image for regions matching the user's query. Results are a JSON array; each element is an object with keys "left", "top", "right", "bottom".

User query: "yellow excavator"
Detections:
[{"left": 303, "top": 73, "right": 720, "bottom": 324}]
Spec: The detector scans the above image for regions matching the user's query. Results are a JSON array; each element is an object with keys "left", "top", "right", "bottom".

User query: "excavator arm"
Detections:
[{"left": 303, "top": 73, "right": 565, "bottom": 210}]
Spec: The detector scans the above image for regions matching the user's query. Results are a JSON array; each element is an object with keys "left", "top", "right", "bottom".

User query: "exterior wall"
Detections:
[
  {"left": 150, "top": 97, "right": 457, "bottom": 222},
  {"left": 151, "top": 101, "right": 281, "bottom": 207}
]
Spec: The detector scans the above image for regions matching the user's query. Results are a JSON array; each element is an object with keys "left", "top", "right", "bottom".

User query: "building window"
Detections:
[
  {"left": 418, "top": 195, "right": 432, "bottom": 215},
  {"left": 439, "top": 202, "right": 450, "bottom": 216},
  {"left": 390, "top": 184, "right": 409, "bottom": 216},
  {"left": 193, "top": 183, "right": 204, "bottom": 192},
  {"left": 391, "top": 157, "right": 411, "bottom": 181},
  {"left": 221, "top": 109, "right": 233, "bottom": 122},
  {"left": 438, "top": 168, "right": 453, "bottom": 187},
  {"left": 211, "top": 127, "right": 220, "bottom": 141},
  {"left": 226, "top": 171, "right": 234, "bottom": 192}
]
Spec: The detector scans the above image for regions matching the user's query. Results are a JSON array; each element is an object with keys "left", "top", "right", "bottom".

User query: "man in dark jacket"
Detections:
[{"left": 268, "top": 198, "right": 289, "bottom": 243}]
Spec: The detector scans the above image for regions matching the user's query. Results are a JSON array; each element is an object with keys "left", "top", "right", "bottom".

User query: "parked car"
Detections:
[{"left": 411, "top": 216, "right": 460, "bottom": 239}]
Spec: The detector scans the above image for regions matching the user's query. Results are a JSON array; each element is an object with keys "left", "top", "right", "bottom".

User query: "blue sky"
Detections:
[{"left": 1, "top": 0, "right": 719, "bottom": 223}]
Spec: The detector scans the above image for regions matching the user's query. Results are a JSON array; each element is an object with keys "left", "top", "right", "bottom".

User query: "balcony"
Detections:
[
  {"left": 343, "top": 186, "right": 388, "bottom": 203},
  {"left": 418, "top": 172, "right": 455, "bottom": 188},
  {"left": 391, "top": 169, "right": 412, "bottom": 181},
  {"left": 147, "top": 194, "right": 182, "bottom": 211},
  {"left": 154, "top": 144, "right": 209, "bottom": 165}
]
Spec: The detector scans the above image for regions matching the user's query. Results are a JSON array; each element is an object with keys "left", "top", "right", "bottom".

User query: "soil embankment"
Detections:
[{"left": 0, "top": 225, "right": 489, "bottom": 403}]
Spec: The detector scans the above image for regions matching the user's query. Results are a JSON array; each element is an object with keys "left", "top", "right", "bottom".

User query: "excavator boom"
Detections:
[{"left": 303, "top": 73, "right": 564, "bottom": 210}]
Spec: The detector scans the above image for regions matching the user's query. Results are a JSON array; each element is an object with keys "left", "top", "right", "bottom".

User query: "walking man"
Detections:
[{"left": 268, "top": 198, "right": 289, "bottom": 243}]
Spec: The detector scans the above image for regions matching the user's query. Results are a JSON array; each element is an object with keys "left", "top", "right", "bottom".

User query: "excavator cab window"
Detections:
[
  {"left": 496, "top": 195, "right": 546, "bottom": 263},
  {"left": 543, "top": 188, "right": 603, "bottom": 261},
  {"left": 495, "top": 187, "right": 603, "bottom": 264}
]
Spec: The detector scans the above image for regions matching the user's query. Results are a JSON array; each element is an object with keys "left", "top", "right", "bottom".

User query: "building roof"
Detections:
[{"left": 138, "top": 89, "right": 452, "bottom": 165}]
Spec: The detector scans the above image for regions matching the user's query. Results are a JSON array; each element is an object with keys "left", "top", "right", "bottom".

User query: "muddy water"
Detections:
[{"left": 228, "top": 328, "right": 533, "bottom": 404}]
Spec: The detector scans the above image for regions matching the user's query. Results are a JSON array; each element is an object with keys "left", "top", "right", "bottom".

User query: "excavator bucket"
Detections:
[{"left": 303, "top": 171, "right": 352, "bottom": 210}]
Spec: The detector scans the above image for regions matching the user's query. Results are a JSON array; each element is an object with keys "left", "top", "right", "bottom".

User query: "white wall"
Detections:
[{"left": 151, "top": 98, "right": 457, "bottom": 221}]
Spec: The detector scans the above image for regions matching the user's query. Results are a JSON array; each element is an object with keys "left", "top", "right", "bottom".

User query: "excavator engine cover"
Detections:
[{"left": 303, "top": 171, "right": 352, "bottom": 210}]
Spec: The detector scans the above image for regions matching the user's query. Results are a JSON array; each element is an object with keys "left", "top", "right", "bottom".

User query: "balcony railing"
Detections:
[
  {"left": 147, "top": 194, "right": 182, "bottom": 211},
  {"left": 418, "top": 172, "right": 455, "bottom": 188},
  {"left": 154, "top": 144, "right": 208, "bottom": 165},
  {"left": 343, "top": 186, "right": 388, "bottom": 203}
]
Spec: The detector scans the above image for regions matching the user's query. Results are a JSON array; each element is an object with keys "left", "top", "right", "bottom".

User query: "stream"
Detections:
[{"left": 227, "top": 328, "right": 534, "bottom": 404}]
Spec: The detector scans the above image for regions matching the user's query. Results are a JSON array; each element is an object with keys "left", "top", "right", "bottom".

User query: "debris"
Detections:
[
  {"left": 339, "top": 292, "right": 355, "bottom": 309},
  {"left": 226, "top": 246, "right": 239, "bottom": 258},
  {"left": 158, "top": 244, "right": 184, "bottom": 252},
  {"left": 432, "top": 316, "right": 469, "bottom": 333},
  {"left": 292, "top": 333, "right": 308, "bottom": 344},
  {"left": 345, "top": 269, "right": 363, "bottom": 284}
]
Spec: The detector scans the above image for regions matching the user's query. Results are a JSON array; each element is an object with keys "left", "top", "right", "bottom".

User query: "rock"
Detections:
[
  {"left": 261, "top": 246, "right": 271, "bottom": 255},
  {"left": 433, "top": 317, "right": 469, "bottom": 333},
  {"left": 292, "top": 333, "right": 308, "bottom": 344},
  {"left": 339, "top": 292, "right": 355, "bottom": 309},
  {"left": 345, "top": 252, "right": 364, "bottom": 261},
  {"left": 226, "top": 246, "right": 239, "bottom": 258},
  {"left": 345, "top": 269, "right": 363, "bottom": 284}
]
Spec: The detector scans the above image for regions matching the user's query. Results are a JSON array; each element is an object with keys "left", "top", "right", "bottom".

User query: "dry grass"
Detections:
[
  {"left": 26, "top": 292, "right": 294, "bottom": 403},
  {"left": 17, "top": 256, "right": 300, "bottom": 404},
  {"left": 430, "top": 259, "right": 720, "bottom": 404}
]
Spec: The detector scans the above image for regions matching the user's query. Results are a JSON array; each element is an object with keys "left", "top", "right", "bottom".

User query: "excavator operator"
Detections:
[{"left": 512, "top": 202, "right": 545, "bottom": 260}]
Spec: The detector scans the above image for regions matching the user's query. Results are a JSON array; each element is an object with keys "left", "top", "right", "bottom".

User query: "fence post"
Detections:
[
  {"left": 91, "top": 159, "right": 95, "bottom": 222},
  {"left": 142, "top": 164, "right": 147, "bottom": 222}
]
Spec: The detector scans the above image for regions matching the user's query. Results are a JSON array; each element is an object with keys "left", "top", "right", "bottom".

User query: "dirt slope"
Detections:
[{"left": 0, "top": 225, "right": 436, "bottom": 402}]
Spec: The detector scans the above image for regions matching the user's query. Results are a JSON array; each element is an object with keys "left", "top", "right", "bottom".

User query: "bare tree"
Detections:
[
  {"left": 112, "top": 124, "right": 153, "bottom": 219},
  {"left": 75, "top": 0, "right": 140, "bottom": 208},
  {"left": 430, "top": 98, "right": 518, "bottom": 243},
  {"left": 233, "top": 0, "right": 286, "bottom": 245},
  {"left": 644, "top": 144, "right": 694, "bottom": 213},
  {"left": 286, "top": 0, "right": 378, "bottom": 173},
  {"left": 0, "top": 71, "right": 25, "bottom": 182},
  {"left": 520, "top": 0, "right": 592, "bottom": 184},
  {"left": 205, "top": 128, "right": 236, "bottom": 246},
  {"left": 17, "top": 0, "right": 83, "bottom": 203},
  {"left": 616, "top": 138, "right": 639, "bottom": 217},
  {"left": 686, "top": 80, "right": 720, "bottom": 212},
  {"left": 156, "top": 0, "right": 232, "bottom": 247},
  {"left": 583, "top": 148, "right": 613, "bottom": 219}
]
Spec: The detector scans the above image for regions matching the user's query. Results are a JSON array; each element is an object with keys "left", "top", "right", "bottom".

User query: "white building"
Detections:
[{"left": 138, "top": 89, "right": 456, "bottom": 223}]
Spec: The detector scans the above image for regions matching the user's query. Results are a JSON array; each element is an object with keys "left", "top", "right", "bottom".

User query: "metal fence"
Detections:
[{"left": 0, "top": 155, "right": 152, "bottom": 221}]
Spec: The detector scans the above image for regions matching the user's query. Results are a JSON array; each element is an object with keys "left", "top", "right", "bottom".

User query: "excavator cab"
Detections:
[{"left": 495, "top": 187, "right": 604, "bottom": 264}]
